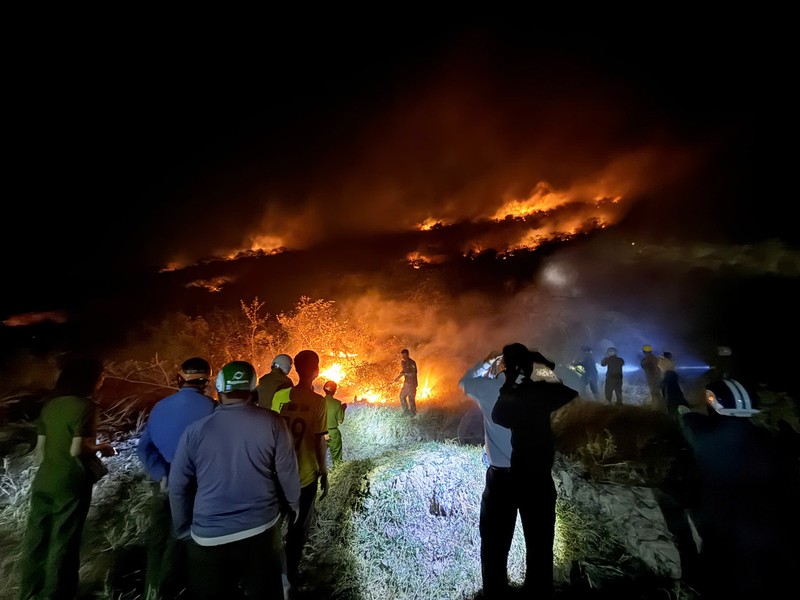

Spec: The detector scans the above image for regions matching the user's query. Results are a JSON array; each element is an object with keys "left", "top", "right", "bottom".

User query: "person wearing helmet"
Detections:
[
  {"left": 677, "top": 378, "right": 800, "bottom": 599},
  {"left": 640, "top": 345, "right": 662, "bottom": 409},
  {"left": 136, "top": 357, "right": 216, "bottom": 600},
  {"left": 270, "top": 350, "right": 328, "bottom": 594},
  {"left": 572, "top": 346, "right": 599, "bottom": 401},
  {"left": 168, "top": 360, "right": 301, "bottom": 599},
  {"left": 257, "top": 353, "right": 294, "bottom": 411},
  {"left": 600, "top": 347, "right": 625, "bottom": 405},
  {"left": 322, "top": 381, "right": 346, "bottom": 467}
]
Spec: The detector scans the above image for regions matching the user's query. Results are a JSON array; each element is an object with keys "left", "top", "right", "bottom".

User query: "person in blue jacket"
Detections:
[
  {"left": 169, "top": 360, "right": 301, "bottom": 600},
  {"left": 136, "top": 357, "right": 216, "bottom": 599}
]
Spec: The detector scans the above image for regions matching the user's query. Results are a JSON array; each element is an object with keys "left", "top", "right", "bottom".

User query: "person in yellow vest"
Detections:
[
  {"left": 270, "top": 350, "right": 328, "bottom": 594},
  {"left": 323, "top": 381, "right": 346, "bottom": 467},
  {"left": 257, "top": 354, "right": 293, "bottom": 410}
]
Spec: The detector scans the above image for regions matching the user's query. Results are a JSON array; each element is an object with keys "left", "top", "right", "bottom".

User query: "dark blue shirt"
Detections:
[{"left": 137, "top": 386, "right": 216, "bottom": 482}]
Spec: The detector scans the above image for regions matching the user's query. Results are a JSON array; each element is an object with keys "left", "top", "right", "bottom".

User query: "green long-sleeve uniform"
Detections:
[
  {"left": 325, "top": 394, "right": 346, "bottom": 464},
  {"left": 18, "top": 394, "right": 99, "bottom": 600}
]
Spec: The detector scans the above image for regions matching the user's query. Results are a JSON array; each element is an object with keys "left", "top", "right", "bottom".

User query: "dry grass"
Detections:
[{"left": 7, "top": 385, "right": 795, "bottom": 599}]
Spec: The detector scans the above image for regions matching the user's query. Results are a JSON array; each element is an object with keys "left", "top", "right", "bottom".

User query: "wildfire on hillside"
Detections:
[{"left": 318, "top": 360, "right": 441, "bottom": 406}]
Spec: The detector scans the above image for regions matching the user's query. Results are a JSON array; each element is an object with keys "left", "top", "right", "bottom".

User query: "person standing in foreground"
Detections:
[
  {"left": 393, "top": 348, "right": 418, "bottom": 416},
  {"left": 168, "top": 361, "right": 301, "bottom": 599},
  {"left": 274, "top": 350, "right": 329, "bottom": 592},
  {"left": 491, "top": 343, "right": 578, "bottom": 598},
  {"left": 136, "top": 357, "right": 216, "bottom": 599},
  {"left": 677, "top": 378, "right": 800, "bottom": 600},
  {"left": 257, "top": 353, "right": 294, "bottom": 410},
  {"left": 458, "top": 350, "right": 516, "bottom": 598},
  {"left": 323, "top": 380, "right": 346, "bottom": 467},
  {"left": 18, "top": 355, "right": 116, "bottom": 600},
  {"left": 600, "top": 346, "right": 625, "bottom": 405}
]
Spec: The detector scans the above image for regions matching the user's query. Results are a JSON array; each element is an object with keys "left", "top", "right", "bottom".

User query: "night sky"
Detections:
[{"left": 3, "top": 18, "right": 798, "bottom": 392}]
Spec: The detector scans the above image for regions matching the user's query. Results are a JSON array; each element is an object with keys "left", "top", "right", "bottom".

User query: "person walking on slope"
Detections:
[
  {"left": 257, "top": 353, "right": 294, "bottom": 410},
  {"left": 136, "top": 357, "right": 216, "bottom": 599},
  {"left": 601, "top": 347, "right": 625, "bottom": 405},
  {"left": 491, "top": 343, "right": 578, "bottom": 598},
  {"left": 640, "top": 345, "right": 662, "bottom": 409},
  {"left": 168, "top": 361, "right": 301, "bottom": 600},
  {"left": 271, "top": 350, "right": 329, "bottom": 593},
  {"left": 18, "top": 355, "right": 116, "bottom": 600},
  {"left": 323, "top": 380, "right": 346, "bottom": 467},
  {"left": 393, "top": 348, "right": 418, "bottom": 416}
]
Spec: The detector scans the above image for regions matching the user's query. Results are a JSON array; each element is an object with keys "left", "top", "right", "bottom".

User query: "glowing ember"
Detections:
[
  {"left": 249, "top": 234, "right": 287, "bottom": 253},
  {"left": 417, "top": 218, "right": 453, "bottom": 231},
  {"left": 491, "top": 182, "right": 570, "bottom": 221}
]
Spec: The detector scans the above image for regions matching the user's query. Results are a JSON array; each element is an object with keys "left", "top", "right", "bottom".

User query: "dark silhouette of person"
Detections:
[
  {"left": 678, "top": 378, "right": 800, "bottom": 600},
  {"left": 573, "top": 346, "right": 599, "bottom": 400},
  {"left": 600, "top": 347, "right": 625, "bottom": 405},
  {"left": 640, "top": 345, "right": 662, "bottom": 408},
  {"left": 491, "top": 343, "right": 578, "bottom": 598},
  {"left": 393, "top": 348, "right": 418, "bottom": 416},
  {"left": 659, "top": 351, "right": 688, "bottom": 418}
]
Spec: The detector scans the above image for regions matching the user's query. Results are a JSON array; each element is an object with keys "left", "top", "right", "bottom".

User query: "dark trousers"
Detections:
[
  {"left": 480, "top": 466, "right": 518, "bottom": 598},
  {"left": 145, "top": 485, "right": 188, "bottom": 599},
  {"left": 400, "top": 384, "right": 417, "bottom": 414},
  {"left": 187, "top": 524, "right": 283, "bottom": 599},
  {"left": 580, "top": 375, "right": 599, "bottom": 398},
  {"left": 517, "top": 473, "right": 557, "bottom": 596},
  {"left": 285, "top": 478, "right": 319, "bottom": 585},
  {"left": 18, "top": 483, "right": 92, "bottom": 600},
  {"left": 604, "top": 375, "right": 623, "bottom": 404},
  {"left": 480, "top": 467, "right": 558, "bottom": 598}
]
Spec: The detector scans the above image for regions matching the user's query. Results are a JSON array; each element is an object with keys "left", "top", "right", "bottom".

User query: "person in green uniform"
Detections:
[
  {"left": 18, "top": 355, "right": 116, "bottom": 600},
  {"left": 323, "top": 380, "right": 346, "bottom": 466}
]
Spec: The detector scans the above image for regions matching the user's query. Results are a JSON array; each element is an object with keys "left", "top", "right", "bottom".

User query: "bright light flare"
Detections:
[
  {"left": 357, "top": 389, "right": 389, "bottom": 404},
  {"left": 320, "top": 363, "right": 346, "bottom": 384}
]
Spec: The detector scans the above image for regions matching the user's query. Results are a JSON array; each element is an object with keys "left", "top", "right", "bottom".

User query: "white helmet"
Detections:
[
  {"left": 272, "top": 354, "right": 293, "bottom": 375},
  {"left": 705, "top": 378, "right": 760, "bottom": 417}
]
